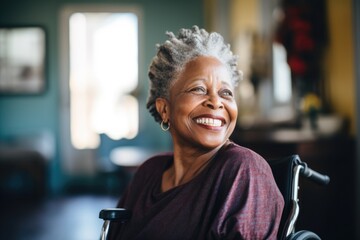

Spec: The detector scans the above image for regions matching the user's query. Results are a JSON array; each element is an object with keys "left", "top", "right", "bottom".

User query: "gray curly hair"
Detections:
[{"left": 146, "top": 25, "right": 242, "bottom": 123}]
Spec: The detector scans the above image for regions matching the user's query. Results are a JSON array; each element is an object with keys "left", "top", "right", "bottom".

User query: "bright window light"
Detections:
[
  {"left": 273, "top": 42, "right": 292, "bottom": 103},
  {"left": 69, "top": 12, "right": 138, "bottom": 149}
]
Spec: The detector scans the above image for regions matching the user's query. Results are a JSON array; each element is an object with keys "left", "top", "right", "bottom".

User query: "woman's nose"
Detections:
[{"left": 205, "top": 94, "right": 224, "bottom": 109}]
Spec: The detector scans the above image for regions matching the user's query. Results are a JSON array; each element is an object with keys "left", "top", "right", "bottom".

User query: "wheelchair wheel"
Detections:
[{"left": 288, "top": 230, "right": 321, "bottom": 240}]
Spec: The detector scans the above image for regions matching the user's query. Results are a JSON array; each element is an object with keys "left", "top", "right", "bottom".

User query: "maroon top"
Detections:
[{"left": 109, "top": 143, "right": 284, "bottom": 240}]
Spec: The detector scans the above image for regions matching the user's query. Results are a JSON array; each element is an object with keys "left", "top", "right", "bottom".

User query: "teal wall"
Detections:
[{"left": 0, "top": 0, "right": 204, "bottom": 193}]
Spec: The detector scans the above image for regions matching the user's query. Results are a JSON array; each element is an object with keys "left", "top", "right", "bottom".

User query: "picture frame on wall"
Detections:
[{"left": 0, "top": 26, "right": 46, "bottom": 94}]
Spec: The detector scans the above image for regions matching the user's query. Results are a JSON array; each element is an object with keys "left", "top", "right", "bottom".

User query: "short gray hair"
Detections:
[{"left": 146, "top": 25, "right": 241, "bottom": 123}]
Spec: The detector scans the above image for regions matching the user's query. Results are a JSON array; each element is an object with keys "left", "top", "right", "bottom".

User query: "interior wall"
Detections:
[
  {"left": 0, "top": 0, "right": 204, "bottom": 193},
  {"left": 229, "top": 0, "right": 259, "bottom": 41},
  {"left": 325, "top": 0, "right": 355, "bottom": 135}
]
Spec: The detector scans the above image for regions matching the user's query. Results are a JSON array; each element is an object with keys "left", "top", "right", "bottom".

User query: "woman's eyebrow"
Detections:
[
  {"left": 188, "top": 78, "right": 233, "bottom": 89},
  {"left": 221, "top": 81, "right": 232, "bottom": 87},
  {"left": 220, "top": 80, "right": 234, "bottom": 90}
]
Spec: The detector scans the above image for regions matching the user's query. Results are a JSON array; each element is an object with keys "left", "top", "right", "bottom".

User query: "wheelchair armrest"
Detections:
[{"left": 99, "top": 208, "right": 132, "bottom": 222}]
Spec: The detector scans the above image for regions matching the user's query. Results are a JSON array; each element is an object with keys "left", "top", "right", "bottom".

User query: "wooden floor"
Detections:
[{"left": 0, "top": 195, "right": 118, "bottom": 240}]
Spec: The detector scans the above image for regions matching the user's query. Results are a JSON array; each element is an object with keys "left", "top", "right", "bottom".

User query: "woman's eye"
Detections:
[
  {"left": 220, "top": 89, "right": 233, "bottom": 97},
  {"left": 190, "top": 87, "right": 206, "bottom": 94}
]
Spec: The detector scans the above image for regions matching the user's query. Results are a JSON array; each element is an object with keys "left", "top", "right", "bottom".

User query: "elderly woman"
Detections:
[{"left": 109, "top": 26, "right": 284, "bottom": 240}]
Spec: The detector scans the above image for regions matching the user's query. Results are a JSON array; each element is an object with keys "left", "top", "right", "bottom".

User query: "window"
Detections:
[
  {"left": 69, "top": 12, "right": 139, "bottom": 149},
  {"left": 273, "top": 42, "right": 292, "bottom": 103}
]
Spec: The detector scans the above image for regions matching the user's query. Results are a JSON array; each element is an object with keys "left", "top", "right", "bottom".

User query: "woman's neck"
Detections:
[{"left": 161, "top": 141, "right": 229, "bottom": 192}]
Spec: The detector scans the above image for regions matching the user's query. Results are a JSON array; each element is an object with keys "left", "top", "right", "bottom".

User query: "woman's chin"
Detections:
[{"left": 195, "top": 137, "right": 229, "bottom": 150}]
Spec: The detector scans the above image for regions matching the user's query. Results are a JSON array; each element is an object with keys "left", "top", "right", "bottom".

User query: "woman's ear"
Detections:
[{"left": 155, "top": 98, "right": 170, "bottom": 122}]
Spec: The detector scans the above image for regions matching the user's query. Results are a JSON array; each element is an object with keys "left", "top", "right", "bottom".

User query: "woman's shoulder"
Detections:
[
  {"left": 219, "top": 142, "right": 272, "bottom": 175},
  {"left": 222, "top": 142, "right": 265, "bottom": 162},
  {"left": 125, "top": 152, "right": 173, "bottom": 188},
  {"left": 215, "top": 142, "right": 279, "bottom": 196},
  {"left": 141, "top": 152, "right": 172, "bottom": 166},
  {"left": 134, "top": 152, "right": 173, "bottom": 175}
]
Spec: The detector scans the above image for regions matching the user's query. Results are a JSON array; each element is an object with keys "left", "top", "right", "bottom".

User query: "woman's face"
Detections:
[{"left": 162, "top": 56, "right": 238, "bottom": 150}]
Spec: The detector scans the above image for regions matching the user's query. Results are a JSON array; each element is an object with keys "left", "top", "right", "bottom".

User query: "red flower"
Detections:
[
  {"left": 294, "top": 33, "right": 315, "bottom": 51},
  {"left": 288, "top": 56, "right": 307, "bottom": 75},
  {"left": 289, "top": 18, "right": 311, "bottom": 32}
]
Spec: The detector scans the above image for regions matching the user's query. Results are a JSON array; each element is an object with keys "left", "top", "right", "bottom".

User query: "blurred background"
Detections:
[{"left": 0, "top": 0, "right": 358, "bottom": 239}]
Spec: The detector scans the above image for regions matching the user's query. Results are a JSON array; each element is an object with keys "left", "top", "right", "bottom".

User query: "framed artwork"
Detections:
[{"left": 0, "top": 26, "right": 46, "bottom": 94}]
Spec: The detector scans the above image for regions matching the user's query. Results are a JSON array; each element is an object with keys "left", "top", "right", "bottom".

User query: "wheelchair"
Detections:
[{"left": 99, "top": 154, "right": 330, "bottom": 240}]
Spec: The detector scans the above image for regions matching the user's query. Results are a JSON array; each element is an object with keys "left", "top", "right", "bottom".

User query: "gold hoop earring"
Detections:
[{"left": 160, "top": 120, "right": 170, "bottom": 131}]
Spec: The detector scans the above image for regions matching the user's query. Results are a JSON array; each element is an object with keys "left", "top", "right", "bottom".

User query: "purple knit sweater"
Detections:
[{"left": 109, "top": 143, "right": 284, "bottom": 240}]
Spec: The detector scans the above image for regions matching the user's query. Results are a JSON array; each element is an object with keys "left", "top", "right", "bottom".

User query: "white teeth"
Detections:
[{"left": 195, "top": 118, "right": 222, "bottom": 127}]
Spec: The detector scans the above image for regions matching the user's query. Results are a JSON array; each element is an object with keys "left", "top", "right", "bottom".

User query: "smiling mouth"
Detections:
[{"left": 195, "top": 117, "right": 223, "bottom": 127}]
